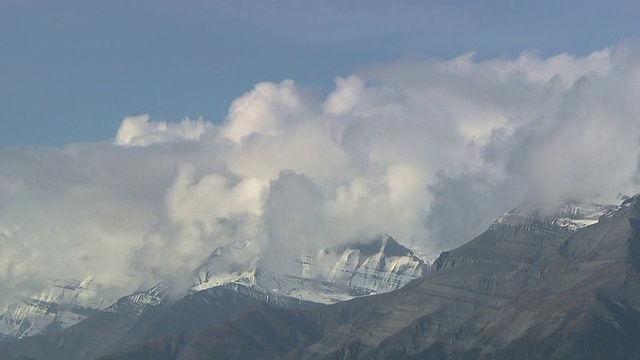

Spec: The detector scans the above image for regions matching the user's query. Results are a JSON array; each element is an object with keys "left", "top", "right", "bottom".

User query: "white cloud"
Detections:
[
  {"left": 165, "top": 162, "right": 263, "bottom": 233},
  {"left": 2, "top": 42, "right": 640, "bottom": 306},
  {"left": 114, "top": 114, "right": 213, "bottom": 146},
  {"left": 219, "top": 80, "right": 315, "bottom": 143}
]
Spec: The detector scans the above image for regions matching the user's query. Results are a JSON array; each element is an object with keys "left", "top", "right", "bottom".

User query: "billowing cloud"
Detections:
[{"left": 2, "top": 42, "right": 640, "bottom": 306}]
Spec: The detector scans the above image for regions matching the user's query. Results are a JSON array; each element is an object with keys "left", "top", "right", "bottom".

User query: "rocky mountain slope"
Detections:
[{"left": 96, "top": 197, "right": 640, "bottom": 359}]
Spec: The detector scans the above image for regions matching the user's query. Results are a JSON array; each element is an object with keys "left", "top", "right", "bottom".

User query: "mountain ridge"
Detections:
[
  {"left": 95, "top": 196, "right": 640, "bottom": 359},
  {"left": 2, "top": 197, "right": 635, "bottom": 359}
]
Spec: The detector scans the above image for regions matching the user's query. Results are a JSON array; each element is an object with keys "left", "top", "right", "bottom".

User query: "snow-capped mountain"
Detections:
[
  {"left": 1, "top": 198, "right": 614, "bottom": 343},
  {"left": 0, "top": 199, "right": 617, "bottom": 343},
  {"left": 105, "top": 195, "right": 640, "bottom": 360},
  {"left": 104, "top": 283, "right": 167, "bottom": 316},
  {"left": 193, "top": 235, "right": 430, "bottom": 304},
  {"left": 490, "top": 201, "right": 616, "bottom": 233},
  {"left": 0, "top": 276, "right": 106, "bottom": 339},
  {"left": 1, "top": 201, "right": 611, "bottom": 342},
  {"left": 5, "top": 197, "right": 638, "bottom": 359},
  {"left": 0, "top": 235, "right": 429, "bottom": 341}
]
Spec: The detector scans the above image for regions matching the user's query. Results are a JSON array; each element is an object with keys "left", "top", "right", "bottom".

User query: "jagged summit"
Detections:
[
  {"left": 336, "top": 235, "right": 418, "bottom": 259},
  {"left": 193, "top": 235, "right": 430, "bottom": 304},
  {"left": 105, "top": 283, "right": 167, "bottom": 315}
]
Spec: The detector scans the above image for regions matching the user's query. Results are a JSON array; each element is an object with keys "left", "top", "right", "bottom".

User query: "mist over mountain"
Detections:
[
  {"left": 90, "top": 195, "right": 640, "bottom": 359},
  {"left": 2, "top": 41, "right": 640, "bottom": 316},
  {"left": 0, "top": 234, "right": 428, "bottom": 343},
  {"left": 0, "top": 236, "right": 428, "bottom": 359},
  {"left": 3, "top": 196, "right": 638, "bottom": 359}
]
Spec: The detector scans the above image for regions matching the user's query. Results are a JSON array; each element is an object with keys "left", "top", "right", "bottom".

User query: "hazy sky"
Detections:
[
  {"left": 2, "top": 1, "right": 640, "bottom": 306},
  {"left": 2, "top": 0, "right": 640, "bottom": 146}
]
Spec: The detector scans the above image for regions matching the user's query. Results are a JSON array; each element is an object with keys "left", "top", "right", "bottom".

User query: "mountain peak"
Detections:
[
  {"left": 105, "top": 283, "right": 167, "bottom": 315},
  {"left": 336, "top": 235, "right": 415, "bottom": 259},
  {"left": 192, "top": 236, "right": 429, "bottom": 305},
  {"left": 490, "top": 200, "right": 617, "bottom": 234}
]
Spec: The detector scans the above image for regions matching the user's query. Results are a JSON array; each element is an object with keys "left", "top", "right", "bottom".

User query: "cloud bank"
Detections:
[{"left": 2, "top": 42, "right": 640, "bottom": 305}]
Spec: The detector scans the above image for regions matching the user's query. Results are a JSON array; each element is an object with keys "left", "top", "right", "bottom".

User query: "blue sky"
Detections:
[{"left": 1, "top": 0, "right": 640, "bottom": 147}]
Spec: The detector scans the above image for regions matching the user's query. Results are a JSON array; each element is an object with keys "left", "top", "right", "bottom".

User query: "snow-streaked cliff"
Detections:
[
  {"left": 0, "top": 276, "right": 106, "bottom": 339},
  {"left": 193, "top": 235, "right": 430, "bottom": 304},
  {"left": 490, "top": 201, "right": 616, "bottom": 233}
]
